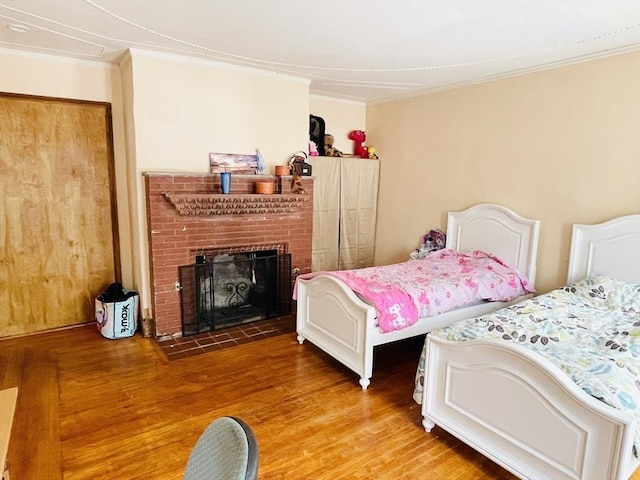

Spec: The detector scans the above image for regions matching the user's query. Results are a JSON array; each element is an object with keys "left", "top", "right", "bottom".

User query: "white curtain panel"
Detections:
[
  {"left": 308, "top": 157, "right": 340, "bottom": 272},
  {"left": 339, "top": 158, "right": 379, "bottom": 270},
  {"left": 308, "top": 156, "right": 379, "bottom": 272}
]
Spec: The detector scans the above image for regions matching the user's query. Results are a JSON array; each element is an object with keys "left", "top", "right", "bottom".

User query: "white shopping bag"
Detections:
[{"left": 95, "top": 294, "right": 139, "bottom": 339}]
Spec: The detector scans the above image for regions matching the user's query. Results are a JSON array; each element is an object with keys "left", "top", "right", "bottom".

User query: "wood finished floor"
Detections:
[{"left": 2, "top": 324, "right": 638, "bottom": 479}]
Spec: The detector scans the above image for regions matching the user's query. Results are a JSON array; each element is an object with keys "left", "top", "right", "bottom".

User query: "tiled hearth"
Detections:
[
  {"left": 157, "top": 314, "right": 295, "bottom": 360},
  {"left": 144, "top": 173, "right": 313, "bottom": 340}
]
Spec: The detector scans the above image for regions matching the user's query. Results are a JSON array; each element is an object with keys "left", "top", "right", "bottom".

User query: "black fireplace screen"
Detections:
[{"left": 179, "top": 251, "right": 291, "bottom": 336}]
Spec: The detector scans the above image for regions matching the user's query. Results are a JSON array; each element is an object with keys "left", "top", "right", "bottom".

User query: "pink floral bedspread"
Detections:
[{"left": 295, "top": 249, "right": 533, "bottom": 333}]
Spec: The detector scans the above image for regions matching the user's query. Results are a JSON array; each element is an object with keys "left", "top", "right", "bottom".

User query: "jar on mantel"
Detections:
[
  {"left": 274, "top": 165, "right": 290, "bottom": 176},
  {"left": 255, "top": 181, "right": 274, "bottom": 195}
]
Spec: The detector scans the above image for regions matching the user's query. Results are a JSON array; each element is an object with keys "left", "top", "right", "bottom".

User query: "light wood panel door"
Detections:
[{"left": 0, "top": 94, "right": 119, "bottom": 337}]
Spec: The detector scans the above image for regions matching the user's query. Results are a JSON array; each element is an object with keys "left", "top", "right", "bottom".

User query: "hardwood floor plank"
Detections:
[
  {"left": 1, "top": 325, "right": 638, "bottom": 479},
  {"left": 1, "top": 346, "right": 62, "bottom": 479}
]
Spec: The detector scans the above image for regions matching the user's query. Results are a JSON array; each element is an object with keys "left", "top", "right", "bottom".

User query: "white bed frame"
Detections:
[
  {"left": 296, "top": 203, "right": 540, "bottom": 389},
  {"left": 421, "top": 214, "right": 640, "bottom": 480}
]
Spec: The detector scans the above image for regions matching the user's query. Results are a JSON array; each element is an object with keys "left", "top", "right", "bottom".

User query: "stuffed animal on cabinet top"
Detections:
[
  {"left": 348, "top": 130, "right": 369, "bottom": 158},
  {"left": 308, "top": 140, "right": 319, "bottom": 156},
  {"left": 323, "top": 134, "right": 343, "bottom": 157}
]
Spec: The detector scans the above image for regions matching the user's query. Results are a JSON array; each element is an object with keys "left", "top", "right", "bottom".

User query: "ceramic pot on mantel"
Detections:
[
  {"left": 275, "top": 165, "right": 289, "bottom": 176},
  {"left": 255, "top": 181, "right": 274, "bottom": 194}
]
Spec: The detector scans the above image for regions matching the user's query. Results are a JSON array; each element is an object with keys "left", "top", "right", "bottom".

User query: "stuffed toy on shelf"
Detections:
[
  {"left": 323, "top": 134, "right": 343, "bottom": 157},
  {"left": 348, "top": 130, "right": 369, "bottom": 158},
  {"left": 309, "top": 140, "right": 319, "bottom": 156}
]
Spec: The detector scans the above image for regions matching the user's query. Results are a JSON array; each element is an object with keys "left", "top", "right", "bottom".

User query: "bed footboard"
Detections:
[
  {"left": 297, "top": 275, "right": 533, "bottom": 390},
  {"left": 296, "top": 276, "right": 378, "bottom": 389},
  {"left": 422, "top": 336, "right": 637, "bottom": 480}
]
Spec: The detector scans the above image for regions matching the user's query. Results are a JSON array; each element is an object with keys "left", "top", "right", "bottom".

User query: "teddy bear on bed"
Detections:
[{"left": 323, "top": 134, "right": 343, "bottom": 157}]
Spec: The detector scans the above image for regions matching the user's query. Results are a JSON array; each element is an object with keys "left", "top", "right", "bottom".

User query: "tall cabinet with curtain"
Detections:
[{"left": 307, "top": 156, "right": 380, "bottom": 272}]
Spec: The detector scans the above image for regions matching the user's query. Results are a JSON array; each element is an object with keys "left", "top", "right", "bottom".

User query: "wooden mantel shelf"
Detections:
[{"left": 163, "top": 193, "right": 309, "bottom": 216}]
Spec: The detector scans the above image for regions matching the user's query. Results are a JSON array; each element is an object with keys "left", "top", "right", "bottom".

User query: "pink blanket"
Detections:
[{"left": 295, "top": 249, "right": 533, "bottom": 333}]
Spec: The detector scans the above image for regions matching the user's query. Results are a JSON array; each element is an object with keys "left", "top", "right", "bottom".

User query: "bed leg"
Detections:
[
  {"left": 359, "top": 377, "right": 371, "bottom": 390},
  {"left": 296, "top": 334, "right": 305, "bottom": 344},
  {"left": 422, "top": 417, "right": 435, "bottom": 433}
]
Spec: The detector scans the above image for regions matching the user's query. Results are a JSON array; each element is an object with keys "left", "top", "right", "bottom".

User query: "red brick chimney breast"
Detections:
[{"left": 144, "top": 173, "right": 313, "bottom": 339}]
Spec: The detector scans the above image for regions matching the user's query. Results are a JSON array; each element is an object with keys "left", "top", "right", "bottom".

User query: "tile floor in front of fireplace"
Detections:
[{"left": 157, "top": 314, "right": 296, "bottom": 361}]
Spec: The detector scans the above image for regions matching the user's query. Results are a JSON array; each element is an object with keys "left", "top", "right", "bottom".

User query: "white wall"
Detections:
[
  {"left": 367, "top": 51, "right": 640, "bottom": 293},
  {"left": 128, "top": 50, "right": 311, "bottom": 173},
  {"left": 0, "top": 48, "right": 113, "bottom": 101}
]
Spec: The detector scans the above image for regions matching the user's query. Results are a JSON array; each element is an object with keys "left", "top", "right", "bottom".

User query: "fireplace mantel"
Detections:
[{"left": 163, "top": 193, "right": 308, "bottom": 216}]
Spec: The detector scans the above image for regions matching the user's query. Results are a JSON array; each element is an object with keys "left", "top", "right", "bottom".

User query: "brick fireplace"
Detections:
[{"left": 144, "top": 173, "right": 313, "bottom": 339}]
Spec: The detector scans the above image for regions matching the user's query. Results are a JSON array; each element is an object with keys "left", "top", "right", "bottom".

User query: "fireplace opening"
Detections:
[{"left": 179, "top": 250, "right": 292, "bottom": 336}]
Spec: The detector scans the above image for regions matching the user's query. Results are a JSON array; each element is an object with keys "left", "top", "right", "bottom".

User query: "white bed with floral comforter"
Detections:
[
  {"left": 415, "top": 274, "right": 640, "bottom": 453},
  {"left": 414, "top": 275, "right": 640, "bottom": 452}
]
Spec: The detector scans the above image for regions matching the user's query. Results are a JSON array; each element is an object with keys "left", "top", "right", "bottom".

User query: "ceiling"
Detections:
[{"left": 1, "top": 0, "right": 639, "bottom": 103}]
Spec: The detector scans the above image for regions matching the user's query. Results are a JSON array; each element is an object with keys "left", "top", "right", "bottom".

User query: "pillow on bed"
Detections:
[{"left": 566, "top": 275, "right": 640, "bottom": 312}]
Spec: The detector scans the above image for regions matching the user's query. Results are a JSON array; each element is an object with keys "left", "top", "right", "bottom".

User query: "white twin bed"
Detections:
[
  {"left": 296, "top": 203, "right": 540, "bottom": 389},
  {"left": 419, "top": 214, "right": 640, "bottom": 480}
]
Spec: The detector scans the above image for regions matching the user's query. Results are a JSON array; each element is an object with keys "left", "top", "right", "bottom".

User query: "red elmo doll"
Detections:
[{"left": 348, "top": 130, "right": 369, "bottom": 158}]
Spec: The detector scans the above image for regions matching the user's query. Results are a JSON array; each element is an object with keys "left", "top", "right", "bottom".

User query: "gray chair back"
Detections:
[{"left": 184, "top": 416, "right": 258, "bottom": 480}]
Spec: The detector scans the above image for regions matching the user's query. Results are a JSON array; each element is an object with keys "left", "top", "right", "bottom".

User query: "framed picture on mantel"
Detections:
[{"left": 209, "top": 152, "right": 258, "bottom": 174}]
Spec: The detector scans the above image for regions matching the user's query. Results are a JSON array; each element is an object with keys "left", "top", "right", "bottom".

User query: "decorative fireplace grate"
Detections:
[{"left": 179, "top": 251, "right": 291, "bottom": 336}]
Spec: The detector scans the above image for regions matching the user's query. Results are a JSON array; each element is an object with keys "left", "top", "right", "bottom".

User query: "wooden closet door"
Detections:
[{"left": 0, "top": 94, "right": 118, "bottom": 337}]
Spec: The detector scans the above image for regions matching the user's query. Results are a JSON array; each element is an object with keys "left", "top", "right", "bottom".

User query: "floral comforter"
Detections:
[
  {"left": 413, "top": 275, "right": 640, "bottom": 453},
  {"left": 295, "top": 249, "right": 532, "bottom": 333}
]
